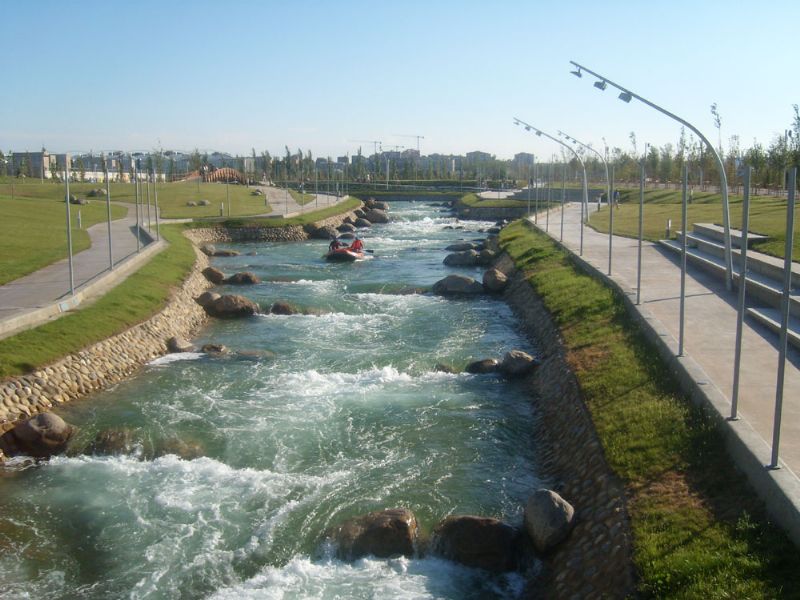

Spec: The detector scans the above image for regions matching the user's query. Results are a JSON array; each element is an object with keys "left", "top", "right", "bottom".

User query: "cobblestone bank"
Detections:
[
  {"left": 0, "top": 240, "right": 211, "bottom": 438},
  {"left": 495, "top": 254, "right": 635, "bottom": 599},
  {"left": 183, "top": 209, "right": 361, "bottom": 245}
]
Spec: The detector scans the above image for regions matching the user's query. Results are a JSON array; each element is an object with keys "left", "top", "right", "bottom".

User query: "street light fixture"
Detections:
[
  {"left": 569, "top": 59, "right": 734, "bottom": 290},
  {"left": 514, "top": 117, "right": 589, "bottom": 255}
]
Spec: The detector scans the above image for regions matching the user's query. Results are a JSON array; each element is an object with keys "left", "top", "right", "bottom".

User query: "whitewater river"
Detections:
[{"left": 0, "top": 201, "right": 542, "bottom": 599}]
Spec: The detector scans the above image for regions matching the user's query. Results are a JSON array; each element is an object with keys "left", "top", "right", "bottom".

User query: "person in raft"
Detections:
[
  {"left": 349, "top": 237, "right": 364, "bottom": 252},
  {"left": 329, "top": 239, "right": 342, "bottom": 252}
]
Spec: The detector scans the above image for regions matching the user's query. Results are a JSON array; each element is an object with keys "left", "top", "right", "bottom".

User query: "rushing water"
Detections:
[{"left": 0, "top": 201, "right": 542, "bottom": 599}]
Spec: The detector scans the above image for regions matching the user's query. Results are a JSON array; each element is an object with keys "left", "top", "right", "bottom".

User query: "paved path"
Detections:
[
  {"left": 0, "top": 204, "right": 151, "bottom": 326},
  {"left": 532, "top": 202, "right": 800, "bottom": 479}
]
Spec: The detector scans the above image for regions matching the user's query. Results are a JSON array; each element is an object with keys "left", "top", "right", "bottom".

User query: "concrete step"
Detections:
[
  {"left": 676, "top": 231, "right": 800, "bottom": 288},
  {"left": 747, "top": 307, "right": 800, "bottom": 350},
  {"left": 692, "top": 222, "right": 768, "bottom": 248},
  {"left": 658, "top": 239, "right": 800, "bottom": 318}
]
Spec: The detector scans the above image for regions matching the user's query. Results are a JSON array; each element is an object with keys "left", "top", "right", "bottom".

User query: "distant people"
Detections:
[
  {"left": 613, "top": 190, "right": 620, "bottom": 208},
  {"left": 349, "top": 238, "right": 364, "bottom": 252}
]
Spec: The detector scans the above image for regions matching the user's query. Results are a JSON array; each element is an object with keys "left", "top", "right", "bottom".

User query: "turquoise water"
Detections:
[{"left": 0, "top": 202, "right": 542, "bottom": 599}]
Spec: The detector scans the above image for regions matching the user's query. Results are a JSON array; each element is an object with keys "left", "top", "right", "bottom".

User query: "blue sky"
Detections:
[{"left": 2, "top": 0, "right": 798, "bottom": 160}]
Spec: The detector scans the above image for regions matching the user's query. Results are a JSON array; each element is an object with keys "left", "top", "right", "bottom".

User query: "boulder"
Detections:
[
  {"left": 483, "top": 268, "right": 508, "bottom": 293},
  {"left": 373, "top": 201, "right": 390, "bottom": 211},
  {"left": 354, "top": 208, "right": 367, "bottom": 219},
  {"left": 87, "top": 189, "right": 100, "bottom": 197},
  {"left": 329, "top": 508, "right": 418, "bottom": 560},
  {"left": 432, "top": 275, "right": 484, "bottom": 296},
  {"left": 0, "top": 413, "right": 74, "bottom": 458},
  {"left": 477, "top": 249, "right": 497, "bottom": 266},
  {"left": 338, "top": 223, "right": 356, "bottom": 233},
  {"left": 431, "top": 516, "right": 519, "bottom": 573},
  {"left": 484, "top": 235, "right": 501, "bottom": 253},
  {"left": 343, "top": 216, "right": 355, "bottom": 225},
  {"left": 499, "top": 350, "right": 539, "bottom": 378},
  {"left": 524, "top": 489, "right": 575, "bottom": 553},
  {"left": 199, "top": 199, "right": 211, "bottom": 206},
  {"left": 487, "top": 226, "right": 502, "bottom": 235},
  {"left": 200, "top": 244, "right": 217, "bottom": 256},
  {"left": 202, "top": 266, "right": 226, "bottom": 284},
  {"left": 224, "top": 271, "right": 261, "bottom": 285},
  {"left": 354, "top": 218, "right": 372, "bottom": 228},
  {"left": 236, "top": 349, "right": 277, "bottom": 361},
  {"left": 465, "top": 358, "right": 499, "bottom": 374},
  {"left": 186, "top": 201, "right": 198, "bottom": 207},
  {"left": 204, "top": 294, "right": 260, "bottom": 318},
  {"left": 201, "top": 343, "right": 229, "bottom": 355},
  {"left": 364, "top": 208, "right": 389, "bottom": 224},
  {"left": 338, "top": 232, "right": 355, "bottom": 240},
  {"left": 167, "top": 336, "right": 195, "bottom": 353},
  {"left": 86, "top": 427, "right": 137, "bottom": 456},
  {"left": 270, "top": 301, "right": 300, "bottom": 315},
  {"left": 157, "top": 437, "right": 204, "bottom": 460},
  {"left": 310, "top": 225, "right": 339, "bottom": 240},
  {"left": 434, "top": 362, "right": 459, "bottom": 374},
  {"left": 212, "top": 249, "right": 241, "bottom": 257},
  {"left": 445, "top": 242, "right": 481, "bottom": 252},
  {"left": 443, "top": 250, "right": 479, "bottom": 267},
  {"left": 68, "top": 194, "right": 77, "bottom": 203},
  {"left": 195, "top": 291, "right": 221, "bottom": 307}
]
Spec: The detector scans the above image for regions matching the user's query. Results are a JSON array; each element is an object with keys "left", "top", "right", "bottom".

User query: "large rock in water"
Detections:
[
  {"left": 202, "top": 266, "right": 226, "bottom": 284},
  {"left": 431, "top": 516, "right": 519, "bottom": 573},
  {"left": 465, "top": 358, "right": 499, "bottom": 374},
  {"left": 354, "top": 218, "right": 372, "bottom": 228},
  {"left": 483, "top": 268, "right": 508, "bottom": 293},
  {"left": 212, "top": 249, "right": 241, "bottom": 257},
  {"left": 364, "top": 208, "right": 389, "bottom": 224},
  {"left": 86, "top": 427, "right": 138, "bottom": 456},
  {"left": 432, "top": 275, "right": 484, "bottom": 296},
  {"left": 329, "top": 508, "right": 418, "bottom": 560},
  {"left": 524, "top": 489, "right": 575, "bottom": 553},
  {"left": 309, "top": 225, "right": 338, "bottom": 240},
  {"left": 500, "top": 350, "right": 539, "bottom": 378},
  {"left": 224, "top": 271, "right": 261, "bottom": 285},
  {"left": 200, "top": 244, "right": 217, "bottom": 256},
  {"left": 0, "top": 413, "right": 74, "bottom": 458},
  {"left": 167, "top": 336, "right": 194, "bottom": 353},
  {"left": 195, "top": 291, "right": 221, "bottom": 307},
  {"left": 477, "top": 249, "right": 497, "bottom": 266},
  {"left": 204, "top": 294, "right": 260, "bottom": 318},
  {"left": 270, "top": 301, "right": 300, "bottom": 315},
  {"left": 338, "top": 223, "right": 356, "bottom": 233},
  {"left": 443, "top": 250, "right": 480, "bottom": 267},
  {"left": 445, "top": 241, "right": 482, "bottom": 252}
]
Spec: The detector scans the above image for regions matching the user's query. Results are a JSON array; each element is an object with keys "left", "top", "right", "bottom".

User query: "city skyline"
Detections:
[{"left": 2, "top": 0, "right": 799, "bottom": 160}]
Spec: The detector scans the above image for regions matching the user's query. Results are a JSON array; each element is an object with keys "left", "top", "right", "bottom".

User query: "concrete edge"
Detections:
[
  {"left": 527, "top": 219, "right": 800, "bottom": 547},
  {"left": 0, "top": 239, "right": 167, "bottom": 341}
]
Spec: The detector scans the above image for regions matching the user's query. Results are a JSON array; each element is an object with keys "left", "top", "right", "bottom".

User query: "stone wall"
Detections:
[
  {"left": 495, "top": 254, "right": 635, "bottom": 598},
  {"left": 0, "top": 241, "right": 211, "bottom": 439}
]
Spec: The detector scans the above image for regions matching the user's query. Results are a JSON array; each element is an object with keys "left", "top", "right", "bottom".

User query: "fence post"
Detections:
[
  {"left": 679, "top": 164, "right": 688, "bottom": 356},
  {"left": 636, "top": 161, "right": 644, "bottom": 305},
  {"left": 608, "top": 165, "right": 615, "bottom": 275},
  {"left": 770, "top": 167, "right": 796, "bottom": 469},
  {"left": 731, "top": 167, "right": 751, "bottom": 419}
]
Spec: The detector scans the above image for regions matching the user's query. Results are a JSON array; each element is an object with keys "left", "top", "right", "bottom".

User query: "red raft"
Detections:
[{"left": 324, "top": 247, "right": 365, "bottom": 262}]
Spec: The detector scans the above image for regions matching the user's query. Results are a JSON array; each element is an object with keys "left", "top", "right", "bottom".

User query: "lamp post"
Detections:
[
  {"left": 514, "top": 117, "right": 589, "bottom": 255},
  {"left": 569, "top": 60, "right": 734, "bottom": 290},
  {"left": 559, "top": 130, "right": 612, "bottom": 273}
]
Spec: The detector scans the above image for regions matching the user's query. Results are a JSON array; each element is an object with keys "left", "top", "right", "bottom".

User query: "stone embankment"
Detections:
[
  {"left": 495, "top": 253, "right": 635, "bottom": 598},
  {"left": 0, "top": 244, "right": 212, "bottom": 445}
]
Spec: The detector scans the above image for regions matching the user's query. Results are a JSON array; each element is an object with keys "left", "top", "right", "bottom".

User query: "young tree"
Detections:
[
  {"left": 710, "top": 102, "right": 723, "bottom": 155},
  {"left": 76, "top": 157, "right": 86, "bottom": 181},
  {"left": 189, "top": 148, "right": 202, "bottom": 173}
]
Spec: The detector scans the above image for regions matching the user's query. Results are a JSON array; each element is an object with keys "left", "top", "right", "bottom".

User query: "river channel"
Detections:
[{"left": 1, "top": 201, "right": 542, "bottom": 599}]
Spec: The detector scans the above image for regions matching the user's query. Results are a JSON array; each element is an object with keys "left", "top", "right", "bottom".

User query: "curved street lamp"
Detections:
[
  {"left": 559, "top": 130, "right": 613, "bottom": 274},
  {"left": 514, "top": 117, "right": 589, "bottom": 255},
  {"left": 569, "top": 60, "right": 733, "bottom": 289}
]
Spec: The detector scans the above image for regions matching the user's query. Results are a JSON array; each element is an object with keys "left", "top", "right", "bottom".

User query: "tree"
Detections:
[
  {"left": 117, "top": 156, "right": 124, "bottom": 182},
  {"left": 0, "top": 150, "right": 6, "bottom": 178},
  {"left": 189, "top": 148, "right": 202, "bottom": 173},
  {"left": 710, "top": 102, "right": 723, "bottom": 155},
  {"left": 261, "top": 150, "right": 271, "bottom": 182},
  {"left": 76, "top": 157, "right": 86, "bottom": 182}
]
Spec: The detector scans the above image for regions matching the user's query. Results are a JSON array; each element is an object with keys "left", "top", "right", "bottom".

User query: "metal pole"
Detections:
[
  {"left": 226, "top": 178, "right": 230, "bottom": 217},
  {"left": 64, "top": 163, "right": 75, "bottom": 295},
  {"left": 534, "top": 161, "right": 539, "bottom": 224},
  {"left": 154, "top": 173, "right": 160, "bottom": 241},
  {"left": 679, "top": 164, "right": 688, "bottom": 356},
  {"left": 560, "top": 161, "right": 565, "bottom": 242},
  {"left": 134, "top": 167, "right": 141, "bottom": 252},
  {"left": 636, "top": 161, "right": 644, "bottom": 305},
  {"left": 146, "top": 171, "right": 152, "bottom": 230},
  {"left": 569, "top": 60, "right": 734, "bottom": 291},
  {"left": 608, "top": 165, "right": 615, "bottom": 275},
  {"left": 527, "top": 160, "right": 531, "bottom": 217},
  {"left": 770, "top": 167, "right": 796, "bottom": 469},
  {"left": 546, "top": 157, "right": 552, "bottom": 232},
  {"left": 731, "top": 166, "right": 751, "bottom": 420},
  {"left": 105, "top": 165, "right": 113, "bottom": 270}
]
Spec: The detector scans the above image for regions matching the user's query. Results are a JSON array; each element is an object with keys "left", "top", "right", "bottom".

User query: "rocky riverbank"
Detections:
[{"left": 494, "top": 253, "right": 635, "bottom": 598}]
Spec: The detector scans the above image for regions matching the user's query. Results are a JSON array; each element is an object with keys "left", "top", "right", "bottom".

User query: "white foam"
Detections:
[{"left": 148, "top": 352, "right": 205, "bottom": 366}]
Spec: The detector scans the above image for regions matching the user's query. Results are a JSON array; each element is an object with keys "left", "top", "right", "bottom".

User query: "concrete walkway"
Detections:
[
  {"left": 0, "top": 204, "right": 155, "bottom": 337},
  {"left": 530, "top": 201, "right": 800, "bottom": 539}
]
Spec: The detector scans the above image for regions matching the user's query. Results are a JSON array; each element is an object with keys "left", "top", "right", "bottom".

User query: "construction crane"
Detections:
[
  {"left": 348, "top": 139, "right": 382, "bottom": 156},
  {"left": 394, "top": 134, "right": 425, "bottom": 155}
]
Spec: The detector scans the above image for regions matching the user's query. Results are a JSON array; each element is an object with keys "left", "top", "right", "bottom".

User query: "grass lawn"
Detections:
[
  {"left": 500, "top": 219, "right": 800, "bottom": 598},
  {"left": 0, "top": 225, "right": 196, "bottom": 379},
  {"left": 289, "top": 189, "right": 316, "bottom": 206},
  {"left": 0, "top": 180, "right": 272, "bottom": 219},
  {"left": 589, "top": 188, "right": 800, "bottom": 260},
  {"left": 0, "top": 193, "right": 127, "bottom": 285},
  {"left": 206, "top": 197, "right": 361, "bottom": 229}
]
